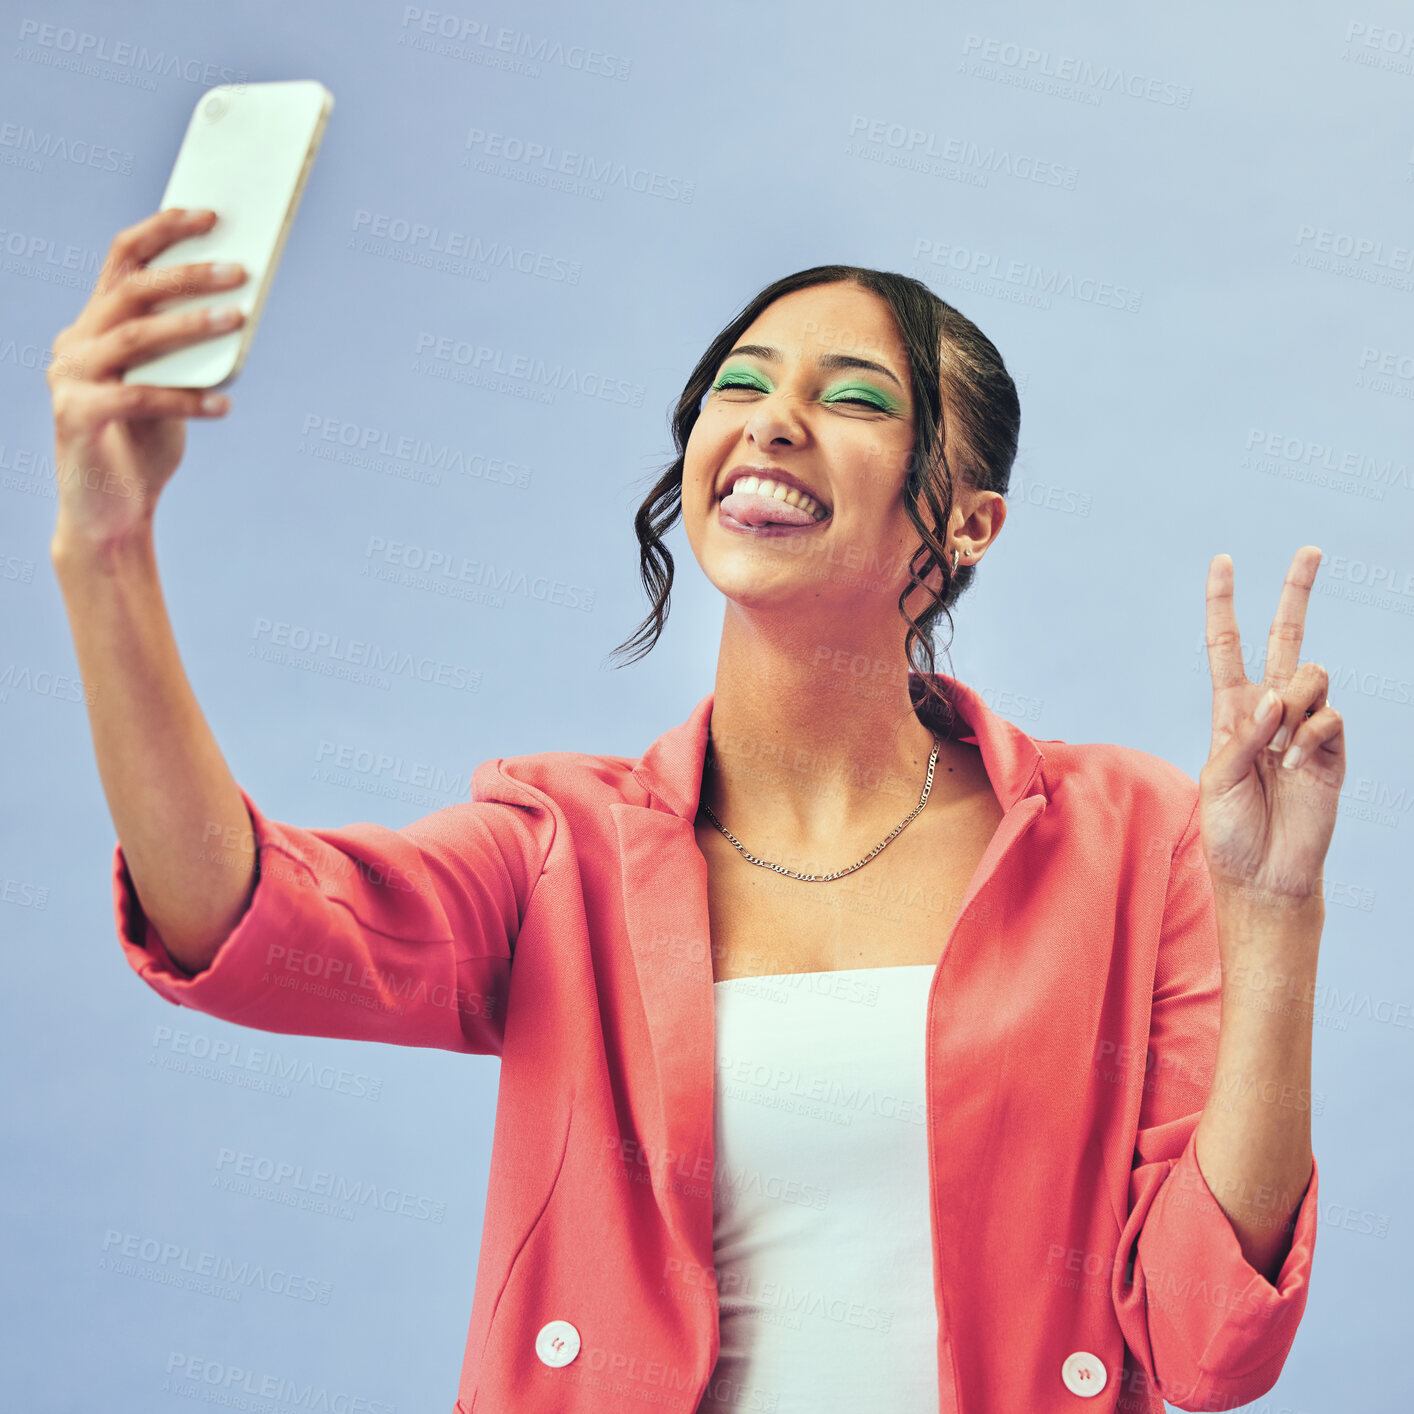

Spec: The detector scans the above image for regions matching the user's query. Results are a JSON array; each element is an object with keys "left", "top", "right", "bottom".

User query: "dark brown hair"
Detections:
[{"left": 604, "top": 265, "right": 1020, "bottom": 728}]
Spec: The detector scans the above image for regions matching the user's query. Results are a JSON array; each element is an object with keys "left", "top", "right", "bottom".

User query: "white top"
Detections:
[{"left": 695, "top": 964, "right": 941, "bottom": 1414}]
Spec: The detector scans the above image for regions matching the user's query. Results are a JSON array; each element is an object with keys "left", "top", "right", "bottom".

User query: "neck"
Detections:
[{"left": 699, "top": 606, "right": 952, "bottom": 863}]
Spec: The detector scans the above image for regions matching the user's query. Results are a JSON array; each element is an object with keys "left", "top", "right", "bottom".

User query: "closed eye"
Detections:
[{"left": 714, "top": 378, "right": 883, "bottom": 409}]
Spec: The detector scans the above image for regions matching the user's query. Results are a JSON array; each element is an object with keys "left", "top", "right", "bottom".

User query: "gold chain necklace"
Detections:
[{"left": 698, "top": 735, "right": 943, "bottom": 883}]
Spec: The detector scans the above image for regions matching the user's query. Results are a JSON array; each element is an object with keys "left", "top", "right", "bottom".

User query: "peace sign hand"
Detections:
[{"left": 1199, "top": 547, "right": 1346, "bottom": 911}]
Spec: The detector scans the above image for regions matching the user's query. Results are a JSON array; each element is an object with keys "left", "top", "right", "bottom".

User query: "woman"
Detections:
[{"left": 48, "top": 208, "right": 1340, "bottom": 1414}]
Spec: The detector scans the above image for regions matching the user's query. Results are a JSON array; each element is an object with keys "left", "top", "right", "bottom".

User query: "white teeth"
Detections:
[{"left": 729, "top": 475, "right": 828, "bottom": 520}]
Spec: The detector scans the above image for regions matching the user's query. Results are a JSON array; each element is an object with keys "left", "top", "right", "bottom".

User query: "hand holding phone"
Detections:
[
  {"left": 46, "top": 210, "right": 249, "bottom": 548},
  {"left": 121, "top": 79, "right": 334, "bottom": 390}
]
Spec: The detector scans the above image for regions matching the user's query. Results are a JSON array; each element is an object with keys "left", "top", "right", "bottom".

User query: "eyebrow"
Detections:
[{"left": 720, "top": 343, "right": 906, "bottom": 392}]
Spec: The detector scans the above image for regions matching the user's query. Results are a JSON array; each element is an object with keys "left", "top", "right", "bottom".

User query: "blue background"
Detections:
[{"left": 2, "top": 1, "right": 1412, "bottom": 1408}]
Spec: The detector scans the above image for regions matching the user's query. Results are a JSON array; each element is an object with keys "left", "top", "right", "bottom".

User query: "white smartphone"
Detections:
[{"left": 122, "top": 79, "right": 334, "bottom": 390}]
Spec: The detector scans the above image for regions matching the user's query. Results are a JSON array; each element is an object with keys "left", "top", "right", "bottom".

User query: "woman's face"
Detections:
[{"left": 683, "top": 282, "right": 946, "bottom": 618}]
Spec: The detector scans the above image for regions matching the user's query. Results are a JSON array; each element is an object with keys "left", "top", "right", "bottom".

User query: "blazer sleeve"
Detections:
[
  {"left": 111, "top": 758, "right": 554, "bottom": 1058},
  {"left": 1110, "top": 793, "right": 1319, "bottom": 1411}
]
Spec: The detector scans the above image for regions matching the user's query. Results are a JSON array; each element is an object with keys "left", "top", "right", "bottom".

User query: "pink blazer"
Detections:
[{"left": 112, "top": 673, "right": 1318, "bottom": 1413}]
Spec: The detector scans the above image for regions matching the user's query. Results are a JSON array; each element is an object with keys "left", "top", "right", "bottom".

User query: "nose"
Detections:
[{"left": 744, "top": 393, "right": 806, "bottom": 452}]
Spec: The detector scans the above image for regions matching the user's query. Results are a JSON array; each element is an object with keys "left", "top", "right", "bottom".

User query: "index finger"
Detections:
[
  {"left": 1205, "top": 554, "right": 1246, "bottom": 692},
  {"left": 1263, "top": 546, "right": 1322, "bottom": 690},
  {"left": 85, "top": 207, "right": 217, "bottom": 314}
]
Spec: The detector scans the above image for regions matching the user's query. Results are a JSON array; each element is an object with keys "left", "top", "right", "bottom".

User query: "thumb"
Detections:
[{"left": 1206, "top": 687, "right": 1283, "bottom": 796}]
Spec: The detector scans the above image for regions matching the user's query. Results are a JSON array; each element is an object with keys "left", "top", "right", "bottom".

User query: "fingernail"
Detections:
[
  {"left": 1281, "top": 744, "right": 1303, "bottom": 770},
  {"left": 210, "top": 261, "right": 245, "bottom": 281},
  {"left": 1268, "top": 723, "right": 1291, "bottom": 752},
  {"left": 200, "top": 393, "right": 229, "bottom": 413},
  {"left": 1257, "top": 689, "right": 1282, "bottom": 722}
]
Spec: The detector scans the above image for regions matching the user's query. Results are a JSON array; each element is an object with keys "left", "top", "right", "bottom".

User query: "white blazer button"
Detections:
[
  {"left": 1061, "top": 1351, "right": 1107, "bottom": 1396},
  {"left": 535, "top": 1319, "right": 581, "bottom": 1368}
]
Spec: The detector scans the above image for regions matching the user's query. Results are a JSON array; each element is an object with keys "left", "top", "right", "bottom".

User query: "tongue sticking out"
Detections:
[{"left": 720, "top": 489, "right": 822, "bottom": 528}]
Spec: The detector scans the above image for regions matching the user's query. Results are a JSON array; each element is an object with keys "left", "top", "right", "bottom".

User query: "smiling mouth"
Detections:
[
  {"left": 719, "top": 475, "right": 831, "bottom": 528},
  {"left": 717, "top": 500, "right": 832, "bottom": 538}
]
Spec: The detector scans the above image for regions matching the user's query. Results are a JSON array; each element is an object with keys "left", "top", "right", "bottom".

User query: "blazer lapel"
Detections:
[
  {"left": 607, "top": 692, "right": 718, "bottom": 1254},
  {"left": 609, "top": 806, "right": 715, "bottom": 1199},
  {"left": 608, "top": 677, "right": 1048, "bottom": 1265}
]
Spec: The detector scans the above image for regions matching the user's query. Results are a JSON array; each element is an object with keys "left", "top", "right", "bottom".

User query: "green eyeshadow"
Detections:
[
  {"left": 711, "top": 362, "right": 902, "bottom": 414},
  {"left": 822, "top": 380, "right": 902, "bottom": 414}
]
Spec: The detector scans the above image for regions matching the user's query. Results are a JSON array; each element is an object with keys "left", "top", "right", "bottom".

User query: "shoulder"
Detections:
[
  {"left": 470, "top": 749, "right": 646, "bottom": 811},
  {"left": 1033, "top": 734, "right": 1200, "bottom": 847}
]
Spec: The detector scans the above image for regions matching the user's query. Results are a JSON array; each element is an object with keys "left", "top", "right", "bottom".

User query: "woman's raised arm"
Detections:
[
  {"left": 48, "top": 207, "right": 556, "bottom": 1057},
  {"left": 48, "top": 207, "right": 256, "bottom": 975}
]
